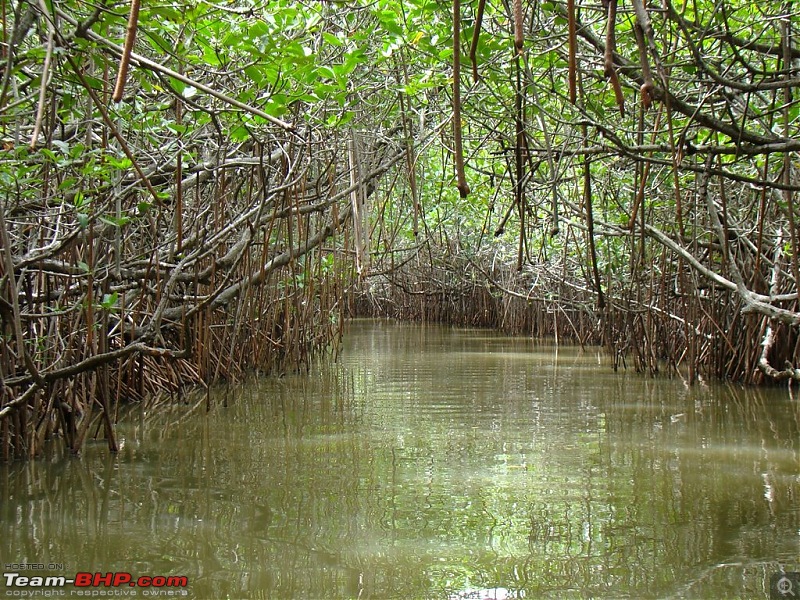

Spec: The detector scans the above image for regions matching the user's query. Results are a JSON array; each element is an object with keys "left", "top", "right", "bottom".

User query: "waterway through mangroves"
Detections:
[{"left": 1, "top": 319, "right": 799, "bottom": 599}]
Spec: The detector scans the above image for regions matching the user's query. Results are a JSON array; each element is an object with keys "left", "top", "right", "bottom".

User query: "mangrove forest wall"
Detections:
[
  {"left": 0, "top": 0, "right": 799, "bottom": 459},
  {"left": 349, "top": 0, "right": 800, "bottom": 385}
]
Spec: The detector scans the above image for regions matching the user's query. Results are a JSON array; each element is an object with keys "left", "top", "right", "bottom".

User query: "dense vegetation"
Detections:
[{"left": 0, "top": 0, "right": 797, "bottom": 458}]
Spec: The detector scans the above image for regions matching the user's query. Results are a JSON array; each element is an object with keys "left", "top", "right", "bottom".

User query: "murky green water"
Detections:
[{"left": 1, "top": 319, "right": 799, "bottom": 599}]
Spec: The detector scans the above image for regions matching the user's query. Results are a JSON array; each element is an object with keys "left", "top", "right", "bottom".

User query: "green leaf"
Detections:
[
  {"left": 263, "top": 94, "right": 287, "bottom": 117},
  {"left": 51, "top": 140, "right": 70, "bottom": 155},
  {"left": 317, "top": 65, "right": 337, "bottom": 81},
  {"left": 249, "top": 21, "right": 271, "bottom": 38},
  {"left": 167, "top": 123, "right": 189, "bottom": 135},
  {"left": 201, "top": 44, "right": 221, "bottom": 66},
  {"left": 322, "top": 32, "right": 344, "bottom": 46},
  {"left": 230, "top": 125, "right": 251, "bottom": 142},
  {"left": 145, "top": 30, "right": 174, "bottom": 54},
  {"left": 58, "top": 177, "right": 78, "bottom": 191},
  {"left": 789, "top": 103, "right": 800, "bottom": 124},
  {"left": 245, "top": 65, "right": 266, "bottom": 85},
  {"left": 107, "top": 155, "right": 132, "bottom": 169},
  {"left": 39, "top": 148, "right": 58, "bottom": 163},
  {"left": 342, "top": 50, "right": 367, "bottom": 75},
  {"left": 99, "top": 215, "right": 132, "bottom": 227},
  {"left": 100, "top": 292, "right": 119, "bottom": 310},
  {"left": 168, "top": 77, "right": 186, "bottom": 94},
  {"left": 147, "top": 5, "right": 182, "bottom": 22}
]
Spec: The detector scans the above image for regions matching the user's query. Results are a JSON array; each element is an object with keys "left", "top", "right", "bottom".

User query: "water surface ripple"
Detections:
[{"left": 1, "top": 320, "right": 798, "bottom": 599}]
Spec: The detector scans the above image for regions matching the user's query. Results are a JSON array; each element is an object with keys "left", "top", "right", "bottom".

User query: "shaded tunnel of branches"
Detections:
[
  {"left": 0, "top": 0, "right": 414, "bottom": 459},
  {"left": 356, "top": 0, "right": 800, "bottom": 387},
  {"left": 0, "top": 0, "right": 799, "bottom": 460}
]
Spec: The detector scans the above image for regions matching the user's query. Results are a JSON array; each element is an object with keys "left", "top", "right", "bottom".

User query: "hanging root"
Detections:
[
  {"left": 112, "top": 0, "right": 141, "bottom": 103},
  {"left": 513, "top": 0, "right": 525, "bottom": 54},
  {"left": 453, "top": 0, "right": 470, "bottom": 198},
  {"left": 631, "top": 0, "right": 655, "bottom": 110},
  {"left": 603, "top": 0, "right": 625, "bottom": 117}
]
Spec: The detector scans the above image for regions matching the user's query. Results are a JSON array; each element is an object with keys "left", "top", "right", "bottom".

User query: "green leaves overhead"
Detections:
[{"left": 11, "top": 0, "right": 797, "bottom": 255}]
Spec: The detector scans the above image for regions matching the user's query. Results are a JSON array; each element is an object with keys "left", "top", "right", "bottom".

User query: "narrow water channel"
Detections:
[{"left": 1, "top": 319, "right": 799, "bottom": 599}]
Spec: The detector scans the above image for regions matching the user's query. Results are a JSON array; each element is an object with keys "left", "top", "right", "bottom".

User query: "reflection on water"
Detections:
[{"left": 1, "top": 319, "right": 799, "bottom": 599}]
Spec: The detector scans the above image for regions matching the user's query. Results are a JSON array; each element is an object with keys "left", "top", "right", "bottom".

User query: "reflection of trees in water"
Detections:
[
  {"left": 0, "top": 330, "right": 797, "bottom": 598},
  {"left": 593, "top": 384, "right": 799, "bottom": 594}
]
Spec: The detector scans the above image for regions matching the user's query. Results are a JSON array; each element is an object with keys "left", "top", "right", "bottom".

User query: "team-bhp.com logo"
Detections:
[{"left": 4, "top": 572, "right": 189, "bottom": 596}]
